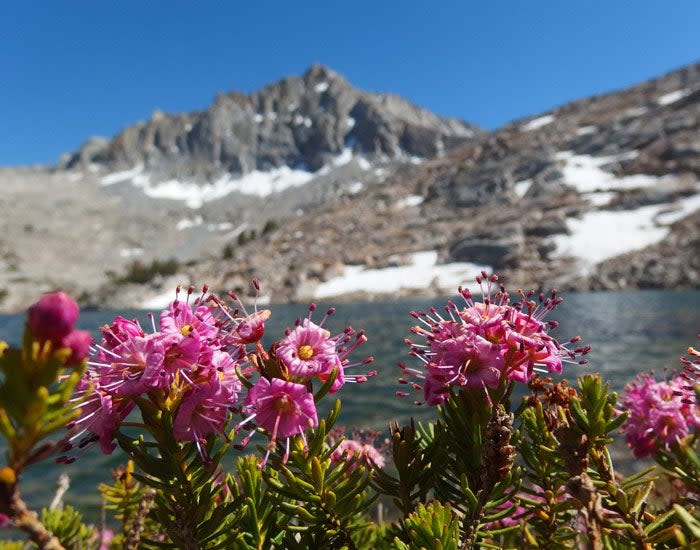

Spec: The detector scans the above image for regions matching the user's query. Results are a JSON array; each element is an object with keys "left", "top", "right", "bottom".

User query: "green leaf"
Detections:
[{"left": 673, "top": 504, "right": 700, "bottom": 539}]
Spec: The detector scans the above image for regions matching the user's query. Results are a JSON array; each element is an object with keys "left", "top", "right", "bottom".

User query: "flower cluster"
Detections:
[
  {"left": 240, "top": 304, "right": 374, "bottom": 464},
  {"left": 328, "top": 427, "right": 388, "bottom": 470},
  {"left": 65, "top": 285, "right": 372, "bottom": 465},
  {"left": 27, "top": 291, "right": 92, "bottom": 365},
  {"left": 621, "top": 372, "right": 700, "bottom": 458},
  {"left": 399, "top": 273, "right": 589, "bottom": 405}
]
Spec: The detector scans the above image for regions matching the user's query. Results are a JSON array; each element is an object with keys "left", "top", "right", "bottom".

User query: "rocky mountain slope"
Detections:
[
  {"left": 61, "top": 64, "right": 478, "bottom": 183},
  {"left": 1, "top": 62, "right": 699, "bottom": 312}
]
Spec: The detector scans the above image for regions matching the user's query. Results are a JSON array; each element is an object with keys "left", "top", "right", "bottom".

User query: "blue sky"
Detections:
[{"left": 2, "top": 1, "right": 699, "bottom": 166}]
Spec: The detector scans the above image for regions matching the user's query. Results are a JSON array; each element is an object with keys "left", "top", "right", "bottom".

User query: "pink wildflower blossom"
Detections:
[
  {"left": 209, "top": 285, "right": 269, "bottom": 342},
  {"left": 96, "top": 334, "right": 167, "bottom": 397},
  {"left": 277, "top": 319, "right": 341, "bottom": 377},
  {"left": 231, "top": 308, "right": 271, "bottom": 345},
  {"left": 400, "top": 273, "right": 588, "bottom": 405},
  {"left": 243, "top": 377, "right": 318, "bottom": 464},
  {"left": 172, "top": 387, "right": 230, "bottom": 444},
  {"left": 329, "top": 428, "right": 388, "bottom": 470},
  {"left": 332, "top": 440, "right": 385, "bottom": 469},
  {"left": 622, "top": 372, "right": 700, "bottom": 458},
  {"left": 275, "top": 304, "right": 374, "bottom": 392},
  {"left": 245, "top": 378, "right": 318, "bottom": 438},
  {"left": 66, "top": 376, "right": 134, "bottom": 456},
  {"left": 160, "top": 299, "right": 218, "bottom": 341},
  {"left": 61, "top": 329, "right": 93, "bottom": 364}
]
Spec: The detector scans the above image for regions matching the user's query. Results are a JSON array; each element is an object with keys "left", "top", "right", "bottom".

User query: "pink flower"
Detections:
[
  {"left": 680, "top": 337, "right": 700, "bottom": 388},
  {"left": 94, "top": 528, "right": 114, "bottom": 550},
  {"left": 331, "top": 440, "right": 385, "bottom": 469},
  {"left": 96, "top": 334, "right": 166, "bottom": 397},
  {"left": 277, "top": 319, "right": 341, "bottom": 377},
  {"left": 232, "top": 309, "right": 271, "bottom": 345},
  {"left": 0, "top": 513, "right": 11, "bottom": 529},
  {"left": 401, "top": 273, "right": 587, "bottom": 404},
  {"left": 172, "top": 386, "right": 230, "bottom": 444},
  {"left": 27, "top": 291, "right": 79, "bottom": 345},
  {"left": 160, "top": 300, "right": 218, "bottom": 341},
  {"left": 621, "top": 372, "right": 700, "bottom": 458},
  {"left": 209, "top": 286, "right": 270, "bottom": 349},
  {"left": 26, "top": 291, "right": 95, "bottom": 366},
  {"left": 243, "top": 378, "right": 318, "bottom": 464},
  {"left": 62, "top": 329, "right": 93, "bottom": 364},
  {"left": 209, "top": 349, "right": 242, "bottom": 400},
  {"left": 426, "top": 329, "right": 505, "bottom": 389},
  {"left": 274, "top": 305, "right": 373, "bottom": 392},
  {"left": 66, "top": 376, "right": 134, "bottom": 455},
  {"left": 329, "top": 428, "right": 387, "bottom": 470},
  {"left": 245, "top": 378, "right": 318, "bottom": 438}
]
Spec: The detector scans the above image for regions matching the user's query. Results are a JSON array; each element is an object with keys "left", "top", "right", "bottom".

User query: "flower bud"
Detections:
[
  {"left": 27, "top": 291, "right": 79, "bottom": 344},
  {"left": 62, "top": 329, "right": 93, "bottom": 364}
]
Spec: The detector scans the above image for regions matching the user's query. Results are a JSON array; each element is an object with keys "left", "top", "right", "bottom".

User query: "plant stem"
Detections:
[{"left": 1, "top": 481, "right": 65, "bottom": 550}]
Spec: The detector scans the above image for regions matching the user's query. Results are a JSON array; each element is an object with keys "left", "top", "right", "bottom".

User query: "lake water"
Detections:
[{"left": 1, "top": 289, "right": 698, "bottom": 523}]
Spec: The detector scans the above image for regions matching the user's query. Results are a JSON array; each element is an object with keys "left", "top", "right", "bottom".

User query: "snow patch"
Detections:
[
  {"left": 622, "top": 106, "right": 648, "bottom": 118},
  {"left": 552, "top": 193, "right": 700, "bottom": 270},
  {"left": 657, "top": 88, "right": 691, "bottom": 106},
  {"left": 654, "top": 193, "right": 700, "bottom": 225},
  {"left": 522, "top": 115, "right": 555, "bottom": 131},
  {"left": 398, "top": 195, "right": 424, "bottom": 208},
  {"left": 514, "top": 179, "right": 532, "bottom": 198},
  {"left": 314, "top": 81, "right": 329, "bottom": 93},
  {"left": 552, "top": 206, "right": 666, "bottom": 267},
  {"left": 101, "top": 165, "right": 144, "bottom": 186},
  {"left": 207, "top": 222, "right": 234, "bottom": 232},
  {"left": 346, "top": 182, "right": 364, "bottom": 194},
  {"left": 119, "top": 248, "right": 144, "bottom": 258},
  {"left": 141, "top": 291, "right": 176, "bottom": 310},
  {"left": 253, "top": 113, "right": 264, "bottom": 123},
  {"left": 330, "top": 148, "right": 353, "bottom": 168},
  {"left": 313, "top": 251, "right": 490, "bottom": 299},
  {"left": 556, "top": 151, "right": 659, "bottom": 193},
  {"left": 176, "top": 216, "right": 203, "bottom": 231},
  {"left": 293, "top": 114, "right": 312, "bottom": 127},
  {"left": 156, "top": 166, "right": 316, "bottom": 207},
  {"left": 99, "top": 148, "right": 374, "bottom": 208},
  {"left": 587, "top": 192, "right": 616, "bottom": 207},
  {"left": 346, "top": 117, "right": 355, "bottom": 129},
  {"left": 576, "top": 125, "right": 597, "bottom": 136}
]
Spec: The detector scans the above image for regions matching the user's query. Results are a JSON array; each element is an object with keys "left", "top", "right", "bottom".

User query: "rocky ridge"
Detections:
[
  {"left": 0, "top": 62, "right": 699, "bottom": 312},
  {"left": 61, "top": 64, "right": 479, "bottom": 180}
]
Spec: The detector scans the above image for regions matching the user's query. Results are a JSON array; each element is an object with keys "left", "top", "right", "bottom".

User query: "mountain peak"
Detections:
[
  {"left": 62, "top": 66, "right": 481, "bottom": 176},
  {"left": 302, "top": 63, "right": 340, "bottom": 82}
]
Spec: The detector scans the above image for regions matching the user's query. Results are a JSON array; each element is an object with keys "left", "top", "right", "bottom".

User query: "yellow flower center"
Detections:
[
  {"left": 298, "top": 344, "right": 314, "bottom": 360},
  {"left": 181, "top": 324, "right": 193, "bottom": 336}
]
